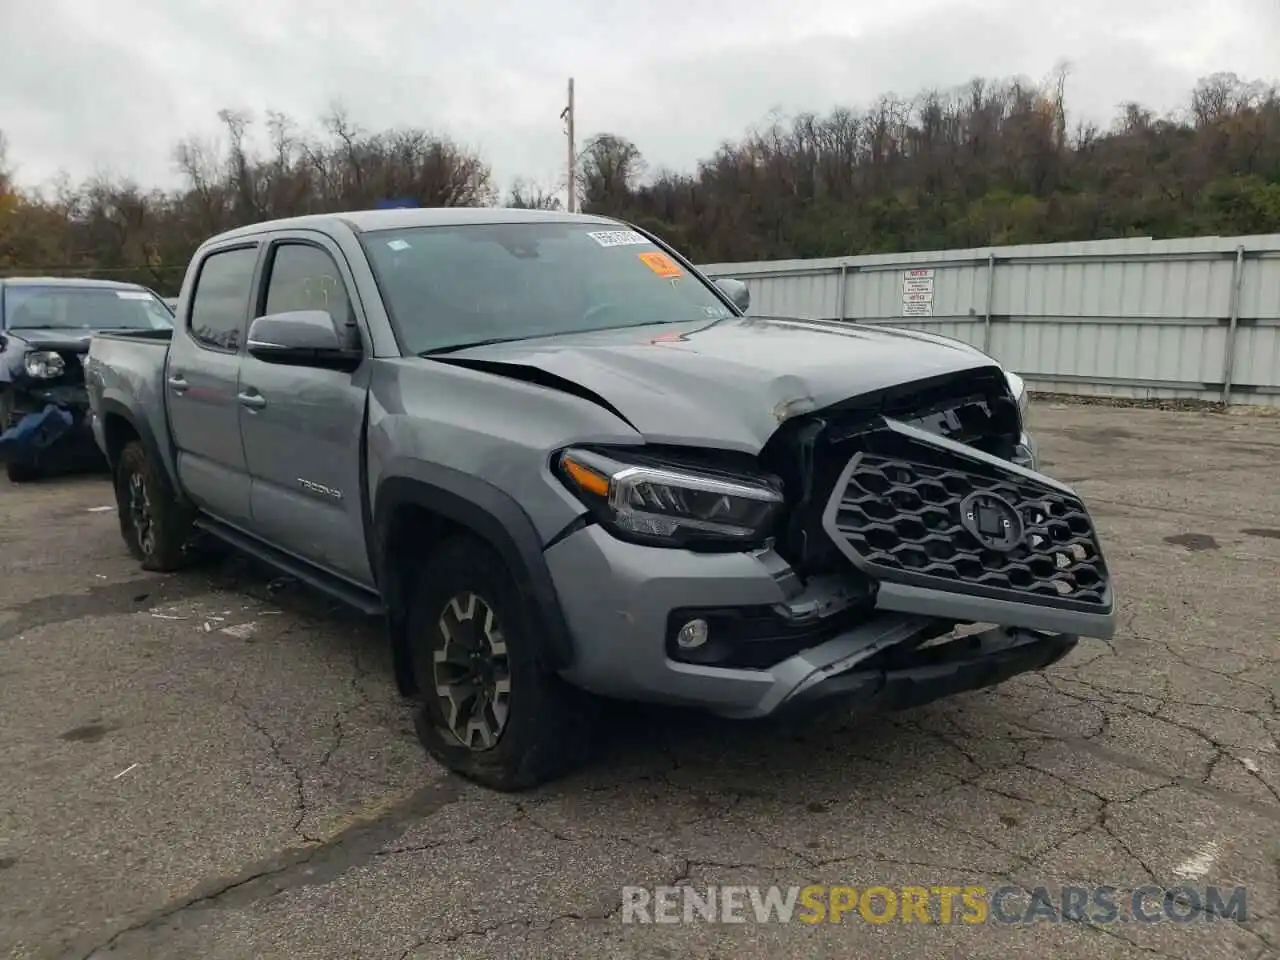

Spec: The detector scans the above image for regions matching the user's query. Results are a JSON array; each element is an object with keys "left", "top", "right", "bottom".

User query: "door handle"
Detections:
[
  {"left": 167, "top": 375, "right": 188, "bottom": 394},
  {"left": 237, "top": 391, "right": 267, "bottom": 410}
]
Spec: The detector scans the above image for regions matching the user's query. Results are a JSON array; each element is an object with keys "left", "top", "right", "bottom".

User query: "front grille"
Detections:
[
  {"left": 822, "top": 422, "right": 1109, "bottom": 611},
  {"left": 763, "top": 366, "right": 1024, "bottom": 578}
]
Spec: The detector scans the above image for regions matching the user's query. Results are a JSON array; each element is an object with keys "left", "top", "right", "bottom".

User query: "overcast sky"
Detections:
[{"left": 1, "top": 0, "right": 1277, "bottom": 201}]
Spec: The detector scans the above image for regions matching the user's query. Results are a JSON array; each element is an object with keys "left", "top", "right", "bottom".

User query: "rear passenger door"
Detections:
[
  {"left": 166, "top": 243, "right": 260, "bottom": 526},
  {"left": 238, "top": 234, "right": 374, "bottom": 587}
]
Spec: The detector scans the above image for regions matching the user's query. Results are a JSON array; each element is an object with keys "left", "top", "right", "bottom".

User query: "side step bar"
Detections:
[{"left": 193, "top": 515, "right": 386, "bottom": 617}]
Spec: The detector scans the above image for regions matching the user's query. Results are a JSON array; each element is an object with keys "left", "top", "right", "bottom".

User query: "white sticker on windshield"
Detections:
[
  {"left": 586, "top": 230, "right": 650, "bottom": 247},
  {"left": 387, "top": 239, "right": 411, "bottom": 251},
  {"left": 115, "top": 291, "right": 152, "bottom": 300}
]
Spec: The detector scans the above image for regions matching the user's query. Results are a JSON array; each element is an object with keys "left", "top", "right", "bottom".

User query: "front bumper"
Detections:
[
  {"left": 545, "top": 524, "right": 1105, "bottom": 719},
  {"left": 774, "top": 625, "right": 1077, "bottom": 719}
]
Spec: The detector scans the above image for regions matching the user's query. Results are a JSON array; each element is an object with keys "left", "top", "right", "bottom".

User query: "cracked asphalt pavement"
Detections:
[{"left": 1, "top": 402, "right": 1277, "bottom": 960}]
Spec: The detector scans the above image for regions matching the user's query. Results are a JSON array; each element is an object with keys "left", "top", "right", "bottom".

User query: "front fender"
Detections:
[{"left": 373, "top": 467, "right": 576, "bottom": 670}]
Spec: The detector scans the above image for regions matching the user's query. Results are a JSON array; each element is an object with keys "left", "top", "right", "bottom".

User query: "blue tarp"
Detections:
[{"left": 0, "top": 405, "right": 73, "bottom": 461}]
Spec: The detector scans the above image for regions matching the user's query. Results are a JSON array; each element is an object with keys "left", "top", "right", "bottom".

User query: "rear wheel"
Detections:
[
  {"left": 408, "top": 535, "right": 597, "bottom": 791},
  {"left": 114, "top": 441, "right": 195, "bottom": 571}
]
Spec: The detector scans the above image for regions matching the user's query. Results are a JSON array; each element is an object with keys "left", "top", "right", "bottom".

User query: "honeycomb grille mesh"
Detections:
[{"left": 827, "top": 453, "right": 1109, "bottom": 608}]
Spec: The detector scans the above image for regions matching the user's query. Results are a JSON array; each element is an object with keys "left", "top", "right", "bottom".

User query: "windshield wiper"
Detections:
[{"left": 419, "top": 336, "right": 531, "bottom": 356}]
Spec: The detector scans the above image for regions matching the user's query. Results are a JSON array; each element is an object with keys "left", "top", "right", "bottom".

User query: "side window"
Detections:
[
  {"left": 189, "top": 246, "right": 258, "bottom": 351},
  {"left": 263, "top": 243, "right": 350, "bottom": 327}
]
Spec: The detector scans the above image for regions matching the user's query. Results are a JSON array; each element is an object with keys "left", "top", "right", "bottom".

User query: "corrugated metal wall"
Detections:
[{"left": 698, "top": 234, "right": 1280, "bottom": 406}]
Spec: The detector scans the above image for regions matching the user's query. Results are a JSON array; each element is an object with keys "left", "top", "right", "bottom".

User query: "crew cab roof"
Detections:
[{"left": 203, "top": 207, "right": 625, "bottom": 247}]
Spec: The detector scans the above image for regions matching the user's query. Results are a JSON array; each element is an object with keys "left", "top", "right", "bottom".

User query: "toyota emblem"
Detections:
[{"left": 958, "top": 492, "right": 1024, "bottom": 551}]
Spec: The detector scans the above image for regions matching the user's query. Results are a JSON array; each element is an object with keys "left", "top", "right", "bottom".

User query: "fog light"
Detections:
[{"left": 676, "top": 618, "right": 709, "bottom": 649}]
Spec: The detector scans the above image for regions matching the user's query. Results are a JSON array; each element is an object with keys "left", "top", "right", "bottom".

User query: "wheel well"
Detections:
[
  {"left": 382, "top": 503, "right": 469, "bottom": 698},
  {"left": 376, "top": 476, "right": 576, "bottom": 696},
  {"left": 102, "top": 413, "right": 141, "bottom": 471}
]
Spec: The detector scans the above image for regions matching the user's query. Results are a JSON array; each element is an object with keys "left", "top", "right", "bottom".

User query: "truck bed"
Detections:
[{"left": 86, "top": 329, "right": 174, "bottom": 474}]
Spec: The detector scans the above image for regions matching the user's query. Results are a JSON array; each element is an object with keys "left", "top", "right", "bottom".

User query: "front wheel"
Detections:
[
  {"left": 408, "top": 536, "right": 597, "bottom": 791},
  {"left": 114, "top": 441, "right": 194, "bottom": 571}
]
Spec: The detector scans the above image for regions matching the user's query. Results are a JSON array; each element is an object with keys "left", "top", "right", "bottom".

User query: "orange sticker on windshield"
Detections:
[{"left": 638, "top": 251, "right": 682, "bottom": 279}]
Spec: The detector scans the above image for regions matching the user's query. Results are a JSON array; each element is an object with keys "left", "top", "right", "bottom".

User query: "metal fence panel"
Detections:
[{"left": 699, "top": 233, "right": 1280, "bottom": 406}]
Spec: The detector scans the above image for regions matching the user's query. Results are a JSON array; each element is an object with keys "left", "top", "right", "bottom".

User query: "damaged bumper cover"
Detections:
[
  {"left": 0, "top": 390, "right": 98, "bottom": 467},
  {"left": 0, "top": 404, "right": 74, "bottom": 458},
  {"left": 546, "top": 522, "right": 1111, "bottom": 720},
  {"left": 769, "top": 619, "right": 1077, "bottom": 719}
]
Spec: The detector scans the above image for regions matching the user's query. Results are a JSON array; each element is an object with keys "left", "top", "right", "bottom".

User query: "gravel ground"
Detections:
[{"left": 0, "top": 402, "right": 1276, "bottom": 960}]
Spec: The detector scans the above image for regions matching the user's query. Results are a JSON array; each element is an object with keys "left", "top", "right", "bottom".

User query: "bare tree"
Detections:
[
  {"left": 1, "top": 76, "right": 1278, "bottom": 285},
  {"left": 506, "top": 178, "right": 562, "bottom": 210},
  {"left": 577, "top": 134, "right": 645, "bottom": 213}
]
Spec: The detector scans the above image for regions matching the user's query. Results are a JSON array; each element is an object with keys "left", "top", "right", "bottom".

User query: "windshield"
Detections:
[
  {"left": 2, "top": 285, "right": 175, "bottom": 332},
  {"left": 359, "top": 222, "right": 736, "bottom": 355}
]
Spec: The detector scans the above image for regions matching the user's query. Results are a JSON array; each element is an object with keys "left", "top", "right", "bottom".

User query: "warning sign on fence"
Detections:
[{"left": 902, "top": 268, "right": 935, "bottom": 317}]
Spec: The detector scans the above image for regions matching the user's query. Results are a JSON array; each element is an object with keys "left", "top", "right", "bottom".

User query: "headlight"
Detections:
[
  {"left": 556, "top": 447, "right": 785, "bottom": 549},
  {"left": 24, "top": 350, "right": 65, "bottom": 379}
]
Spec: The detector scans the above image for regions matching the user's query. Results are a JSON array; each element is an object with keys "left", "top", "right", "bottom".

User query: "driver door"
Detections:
[{"left": 238, "top": 233, "right": 374, "bottom": 587}]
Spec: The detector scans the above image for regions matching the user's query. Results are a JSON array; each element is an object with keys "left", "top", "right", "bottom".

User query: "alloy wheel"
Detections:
[
  {"left": 127, "top": 472, "right": 155, "bottom": 556},
  {"left": 431, "top": 591, "right": 512, "bottom": 750}
]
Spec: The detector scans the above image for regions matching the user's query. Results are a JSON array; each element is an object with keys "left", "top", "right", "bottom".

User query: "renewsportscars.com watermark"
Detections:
[{"left": 621, "top": 884, "right": 1249, "bottom": 925}]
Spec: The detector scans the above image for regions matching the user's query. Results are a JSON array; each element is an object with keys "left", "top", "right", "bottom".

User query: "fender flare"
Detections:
[
  {"left": 97, "top": 399, "right": 187, "bottom": 505},
  {"left": 373, "top": 467, "right": 575, "bottom": 671}
]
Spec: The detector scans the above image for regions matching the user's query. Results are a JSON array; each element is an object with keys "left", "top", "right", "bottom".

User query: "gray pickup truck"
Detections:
[{"left": 86, "top": 208, "right": 1115, "bottom": 790}]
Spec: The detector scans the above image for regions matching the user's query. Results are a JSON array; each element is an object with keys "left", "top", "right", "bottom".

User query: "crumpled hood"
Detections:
[{"left": 432, "top": 316, "right": 1001, "bottom": 451}]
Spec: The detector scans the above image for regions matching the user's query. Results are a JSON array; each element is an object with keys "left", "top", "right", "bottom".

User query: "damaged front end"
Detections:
[
  {"left": 0, "top": 342, "right": 100, "bottom": 477},
  {"left": 0, "top": 403, "right": 75, "bottom": 458},
  {"left": 693, "top": 366, "right": 1114, "bottom": 718}
]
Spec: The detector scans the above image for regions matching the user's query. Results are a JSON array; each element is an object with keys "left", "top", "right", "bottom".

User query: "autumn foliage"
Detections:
[{"left": 1, "top": 72, "right": 1278, "bottom": 294}]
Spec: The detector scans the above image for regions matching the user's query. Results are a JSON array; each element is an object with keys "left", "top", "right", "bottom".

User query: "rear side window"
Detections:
[
  {"left": 262, "top": 243, "right": 350, "bottom": 327},
  {"left": 189, "top": 246, "right": 258, "bottom": 351}
]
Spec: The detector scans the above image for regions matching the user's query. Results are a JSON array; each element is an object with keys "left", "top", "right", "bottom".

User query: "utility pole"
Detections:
[{"left": 560, "top": 78, "right": 576, "bottom": 212}]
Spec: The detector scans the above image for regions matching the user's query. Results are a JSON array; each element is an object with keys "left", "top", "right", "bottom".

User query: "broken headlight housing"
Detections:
[
  {"left": 1005, "top": 370, "right": 1031, "bottom": 432},
  {"left": 556, "top": 447, "right": 785, "bottom": 550},
  {"left": 24, "top": 350, "right": 65, "bottom": 379},
  {"left": 1004, "top": 370, "right": 1038, "bottom": 469}
]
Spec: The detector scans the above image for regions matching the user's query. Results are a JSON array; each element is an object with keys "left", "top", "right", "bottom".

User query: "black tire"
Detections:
[
  {"left": 408, "top": 535, "right": 597, "bottom": 791},
  {"left": 114, "top": 441, "right": 195, "bottom": 571},
  {"left": 5, "top": 461, "right": 42, "bottom": 483}
]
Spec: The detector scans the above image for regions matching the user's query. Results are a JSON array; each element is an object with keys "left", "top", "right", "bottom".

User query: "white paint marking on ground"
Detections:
[
  {"left": 1173, "top": 841, "right": 1220, "bottom": 880},
  {"left": 112, "top": 763, "right": 139, "bottom": 780},
  {"left": 86, "top": 506, "right": 114, "bottom": 513}
]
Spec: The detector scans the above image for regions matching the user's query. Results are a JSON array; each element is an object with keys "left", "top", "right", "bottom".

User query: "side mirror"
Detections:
[
  {"left": 246, "top": 310, "right": 361, "bottom": 371},
  {"left": 715, "top": 278, "right": 750, "bottom": 313}
]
